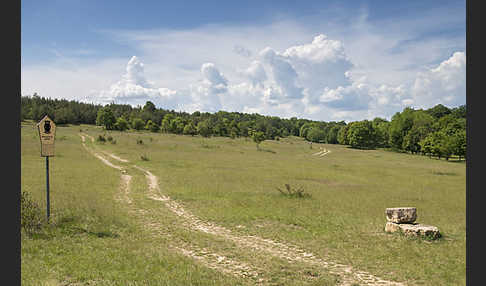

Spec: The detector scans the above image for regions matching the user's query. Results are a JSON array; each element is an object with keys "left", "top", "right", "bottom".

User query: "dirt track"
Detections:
[{"left": 79, "top": 133, "right": 407, "bottom": 286}]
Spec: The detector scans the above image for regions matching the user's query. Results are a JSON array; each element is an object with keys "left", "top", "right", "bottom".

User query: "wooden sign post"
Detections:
[{"left": 37, "top": 115, "right": 56, "bottom": 223}]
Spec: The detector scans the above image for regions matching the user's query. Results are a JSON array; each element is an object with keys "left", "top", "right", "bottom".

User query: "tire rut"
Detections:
[
  {"left": 133, "top": 165, "right": 405, "bottom": 286},
  {"left": 79, "top": 133, "right": 407, "bottom": 286},
  {"left": 79, "top": 133, "right": 266, "bottom": 282}
]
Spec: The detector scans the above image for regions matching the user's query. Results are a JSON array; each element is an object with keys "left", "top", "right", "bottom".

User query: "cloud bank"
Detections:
[
  {"left": 411, "top": 51, "right": 466, "bottom": 109},
  {"left": 22, "top": 14, "right": 465, "bottom": 122},
  {"left": 88, "top": 33, "right": 464, "bottom": 122}
]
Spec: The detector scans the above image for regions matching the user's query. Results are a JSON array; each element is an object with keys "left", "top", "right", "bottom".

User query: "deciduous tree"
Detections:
[{"left": 96, "top": 107, "right": 116, "bottom": 130}]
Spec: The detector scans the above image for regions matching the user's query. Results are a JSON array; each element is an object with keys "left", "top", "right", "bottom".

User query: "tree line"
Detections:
[
  {"left": 21, "top": 94, "right": 466, "bottom": 160},
  {"left": 335, "top": 104, "right": 466, "bottom": 160}
]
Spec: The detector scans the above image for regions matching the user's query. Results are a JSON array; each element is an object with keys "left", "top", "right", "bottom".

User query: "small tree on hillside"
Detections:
[
  {"left": 143, "top": 101, "right": 156, "bottom": 113},
  {"left": 131, "top": 118, "right": 145, "bottom": 131},
  {"left": 299, "top": 123, "right": 313, "bottom": 138},
  {"left": 229, "top": 126, "right": 239, "bottom": 139},
  {"left": 145, "top": 120, "right": 160, "bottom": 132},
  {"left": 326, "top": 125, "right": 341, "bottom": 144},
  {"left": 347, "top": 120, "right": 377, "bottom": 149},
  {"left": 307, "top": 128, "right": 326, "bottom": 143},
  {"left": 250, "top": 130, "right": 265, "bottom": 150},
  {"left": 337, "top": 123, "right": 351, "bottom": 145},
  {"left": 183, "top": 123, "right": 197, "bottom": 136},
  {"left": 426, "top": 104, "right": 451, "bottom": 119},
  {"left": 160, "top": 116, "right": 172, "bottom": 133},
  {"left": 419, "top": 135, "right": 434, "bottom": 158},
  {"left": 172, "top": 117, "right": 185, "bottom": 134},
  {"left": 96, "top": 106, "right": 116, "bottom": 130},
  {"left": 402, "top": 125, "right": 431, "bottom": 154},
  {"left": 372, "top": 118, "right": 390, "bottom": 148},
  {"left": 452, "top": 129, "right": 466, "bottom": 160},
  {"left": 420, "top": 131, "right": 448, "bottom": 159},
  {"left": 388, "top": 108, "right": 415, "bottom": 150},
  {"left": 115, "top": 117, "right": 129, "bottom": 131},
  {"left": 197, "top": 120, "right": 212, "bottom": 137}
]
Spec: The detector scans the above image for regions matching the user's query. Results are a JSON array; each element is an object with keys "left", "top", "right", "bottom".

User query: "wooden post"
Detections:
[
  {"left": 46, "top": 156, "right": 50, "bottom": 223},
  {"left": 37, "top": 115, "right": 56, "bottom": 223}
]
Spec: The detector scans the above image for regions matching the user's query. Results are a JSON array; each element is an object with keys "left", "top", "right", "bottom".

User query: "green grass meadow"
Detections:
[{"left": 21, "top": 121, "right": 466, "bottom": 285}]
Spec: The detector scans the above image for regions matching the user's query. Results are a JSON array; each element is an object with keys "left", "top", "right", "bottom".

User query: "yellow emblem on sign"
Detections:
[{"left": 37, "top": 115, "right": 56, "bottom": 157}]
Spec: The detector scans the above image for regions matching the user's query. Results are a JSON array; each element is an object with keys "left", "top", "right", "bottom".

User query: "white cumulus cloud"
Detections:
[
  {"left": 267, "top": 34, "right": 354, "bottom": 104},
  {"left": 95, "top": 56, "right": 183, "bottom": 109},
  {"left": 240, "top": 60, "right": 267, "bottom": 87},
  {"left": 411, "top": 51, "right": 466, "bottom": 108},
  {"left": 259, "top": 46, "right": 304, "bottom": 101},
  {"left": 315, "top": 63, "right": 411, "bottom": 120},
  {"left": 201, "top": 62, "right": 228, "bottom": 93}
]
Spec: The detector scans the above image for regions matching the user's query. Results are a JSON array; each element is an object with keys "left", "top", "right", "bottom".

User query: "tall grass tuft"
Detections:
[
  {"left": 21, "top": 191, "right": 45, "bottom": 235},
  {"left": 97, "top": 134, "right": 106, "bottom": 143},
  {"left": 276, "top": 184, "right": 311, "bottom": 198}
]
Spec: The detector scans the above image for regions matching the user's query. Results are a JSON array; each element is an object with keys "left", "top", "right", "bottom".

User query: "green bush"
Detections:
[
  {"left": 131, "top": 118, "right": 145, "bottom": 131},
  {"left": 96, "top": 106, "right": 116, "bottom": 130},
  {"left": 306, "top": 128, "right": 326, "bottom": 143},
  {"left": 21, "top": 191, "right": 44, "bottom": 235},
  {"left": 145, "top": 120, "right": 160, "bottom": 132},
  {"left": 114, "top": 117, "right": 129, "bottom": 131}
]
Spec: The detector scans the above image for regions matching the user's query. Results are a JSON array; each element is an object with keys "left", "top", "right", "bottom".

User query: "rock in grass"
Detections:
[
  {"left": 384, "top": 221, "right": 402, "bottom": 233},
  {"left": 385, "top": 207, "right": 417, "bottom": 223},
  {"left": 385, "top": 222, "right": 441, "bottom": 239}
]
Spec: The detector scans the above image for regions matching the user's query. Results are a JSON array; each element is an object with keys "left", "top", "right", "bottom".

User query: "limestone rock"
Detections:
[
  {"left": 399, "top": 223, "right": 441, "bottom": 239},
  {"left": 384, "top": 221, "right": 401, "bottom": 233},
  {"left": 385, "top": 207, "right": 417, "bottom": 223},
  {"left": 385, "top": 222, "right": 441, "bottom": 239}
]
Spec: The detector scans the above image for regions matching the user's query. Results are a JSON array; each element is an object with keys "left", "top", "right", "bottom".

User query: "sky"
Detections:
[{"left": 21, "top": 0, "right": 466, "bottom": 122}]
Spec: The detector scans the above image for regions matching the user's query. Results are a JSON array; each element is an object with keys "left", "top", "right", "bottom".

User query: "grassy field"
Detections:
[{"left": 21, "top": 120, "right": 466, "bottom": 285}]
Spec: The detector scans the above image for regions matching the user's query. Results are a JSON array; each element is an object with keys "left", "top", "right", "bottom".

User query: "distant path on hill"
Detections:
[
  {"left": 312, "top": 147, "right": 331, "bottom": 157},
  {"left": 78, "top": 133, "right": 406, "bottom": 286}
]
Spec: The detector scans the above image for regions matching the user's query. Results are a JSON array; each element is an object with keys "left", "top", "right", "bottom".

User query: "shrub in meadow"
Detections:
[
  {"left": 276, "top": 184, "right": 311, "bottom": 198},
  {"left": 21, "top": 191, "right": 44, "bottom": 235}
]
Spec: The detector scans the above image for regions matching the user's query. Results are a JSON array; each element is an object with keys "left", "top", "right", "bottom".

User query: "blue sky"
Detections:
[{"left": 21, "top": 0, "right": 466, "bottom": 122}]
